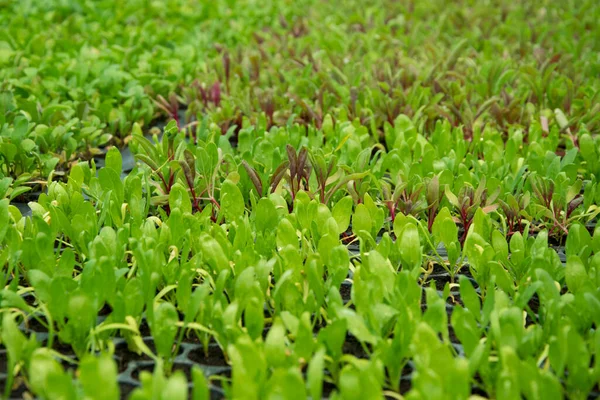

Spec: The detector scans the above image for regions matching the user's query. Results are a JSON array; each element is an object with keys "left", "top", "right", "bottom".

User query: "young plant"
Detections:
[
  {"left": 153, "top": 93, "right": 183, "bottom": 130},
  {"left": 382, "top": 176, "right": 426, "bottom": 222},
  {"left": 498, "top": 192, "right": 531, "bottom": 237},
  {"left": 529, "top": 174, "right": 585, "bottom": 240},
  {"left": 270, "top": 145, "right": 311, "bottom": 206},
  {"left": 309, "top": 148, "right": 370, "bottom": 206},
  {"left": 445, "top": 178, "right": 499, "bottom": 245}
]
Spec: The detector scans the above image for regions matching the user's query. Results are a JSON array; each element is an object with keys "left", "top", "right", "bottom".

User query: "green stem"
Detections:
[{"left": 40, "top": 304, "right": 55, "bottom": 350}]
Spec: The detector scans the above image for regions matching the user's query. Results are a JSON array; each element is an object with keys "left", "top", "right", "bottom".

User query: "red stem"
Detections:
[
  {"left": 386, "top": 200, "right": 396, "bottom": 222},
  {"left": 172, "top": 109, "right": 180, "bottom": 130}
]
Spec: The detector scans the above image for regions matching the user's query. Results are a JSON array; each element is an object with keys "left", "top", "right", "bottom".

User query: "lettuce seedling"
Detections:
[
  {"left": 1, "top": 313, "right": 39, "bottom": 399},
  {"left": 409, "top": 323, "right": 470, "bottom": 399},
  {"left": 130, "top": 360, "right": 188, "bottom": 400},
  {"left": 337, "top": 358, "right": 384, "bottom": 400},
  {"left": 431, "top": 206, "right": 461, "bottom": 277},
  {"left": 0, "top": 117, "right": 59, "bottom": 184},
  {"left": 228, "top": 335, "right": 268, "bottom": 399},
  {"left": 78, "top": 353, "right": 120, "bottom": 400},
  {"left": 0, "top": 175, "right": 32, "bottom": 201},
  {"left": 149, "top": 301, "right": 179, "bottom": 369},
  {"left": 28, "top": 348, "right": 77, "bottom": 399}
]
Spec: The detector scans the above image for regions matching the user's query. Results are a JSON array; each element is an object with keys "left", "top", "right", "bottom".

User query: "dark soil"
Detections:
[
  {"left": 427, "top": 263, "right": 450, "bottom": 276},
  {"left": 472, "top": 386, "right": 489, "bottom": 397},
  {"left": 188, "top": 345, "right": 229, "bottom": 367},
  {"left": 23, "top": 315, "right": 49, "bottom": 333},
  {"left": 472, "top": 373, "right": 490, "bottom": 397},
  {"left": 209, "top": 386, "right": 228, "bottom": 400},
  {"left": 119, "top": 381, "right": 139, "bottom": 398},
  {"left": 428, "top": 273, "right": 454, "bottom": 292},
  {"left": 113, "top": 337, "right": 185, "bottom": 370},
  {"left": 0, "top": 351, "right": 7, "bottom": 374},
  {"left": 528, "top": 293, "right": 540, "bottom": 315},
  {"left": 399, "top": 377, "right": 412, "bottom": 395},
  {"left": 142, "top": 338, "right": 184, "bottom": 358},
  {"left": 319, "top": 378, "right": 337, "bottom": 398},
  {"left": 3, "top": 378, "right": 31, "bottom": 399},
  {"left": 21, "top": 292, "right": 37, "bottom": 307},
  {"left": 38, "top": 338, "right": 77, "bottom": 358},
  {"left": 342, "top": 334, "right": 370, "bottom": 359},
  {"left": 11, "top": 191, "right": 42, "bottom": 204},
  {"left": 384, "top": 380, "right": 412, "bottom": 398},
  {"left": 114, "top": 340, "right": 154, "bottom": 367},
  {"left": 138, "top": 320, "right": 151, "bottom": 337},
  {"left": 98, "top": 303, "right": 114, "bottom": 316},
  {"left": 339, "top": 283, "right": 352, "bottom": 302}
]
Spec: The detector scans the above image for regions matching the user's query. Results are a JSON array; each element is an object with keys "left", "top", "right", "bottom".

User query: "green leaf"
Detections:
[
  {"left": 12, "top": 116, "right": 29, "bottom": 140},
  {"left": 0, "top": 177, "right": 12, "bottom": 199},
  {"left": 8, "top": 185, "right": 32, "bottom": 201},
  {"left": 265, "top": 319, "right": 288, "bottom": 368},
  {"left": 0, "top": 143, "right": 17, "bottom": 163},
  {"left": 228, "top": 336, "right": 266, "bottom": 400},
  {"left": 169, "top": 183, "right": 192, "bottom": 214},
  {"left": 29, "top": 349, "right": 70, "bottom": 398},
  {"left": 307, "top": 347, "right": 325, "bottom": 400},
  {"left": 276, "top": 218, "right": 298, "bottom": 249},
  {"left": 339, "top": 367, "right": 362, "bottom": 400},
  {"left": 392, "top": 212, "right": 408, "bottom": 239},
  {"left": 352, "top": 203, "right": 371, "bottom": 236},
  {"left": 332, "top": 196, "right": 353, "bottom": 234},
  {"left": 337, "top": 308, "right": 377, "bottom": 344},
  {"left": 266, "top": 367, "right": 307, "bottom": 399},
  {"left": 566, "top": 223, "right": 592, "bottom": 260},
  {"left": 445, "top": 186, "right": 460, "bottom": 208},
  {"left": 199, "top": 234, "right": 229, "bottom": 273},
  {"left": 451, "top": 306, "right": 479, "bottom": 356},
  {"left": 151, "top": 302, "right": 179, "bottom": 360},
  {"left": 565, "top": 255, "right": 588, "bottom": 294},
  {"left": 0, "top": 199, "right": 9, "bottom": 243},
  {"left": 245, "top": 297, "right": 265, "bottom": 340},
  {"left": 2, "top": 313, "right": 26, "bottom": 366},
  {"left": 255, "top": 198, "right": 278, "bottom": 233},
  {"left": 105, "top": 147, "right": 122, "bottom": 176},
  {"left": 20, "top": 138, "right": 36, "bottom": 152},
  {"left": 398, "top": 223, "right": 421, "bottom": 269},
  {"left": 492, "top": 229, "right": 508, "bottom": 260},
  {"left": 364, "top": 193, "right": 384, "bottom": 236},
  {"left": 432, "top": 206, "right": 458, "bottom": 246},
  {"left": 162, "top": 371, "right": 188, "bottom": 400},
  {"left": 490, "top": 262, "right": 515, "bottom": 296},
  {"left": 191, "top": 366, "right": 209, "bottom": 400},
  {"left": 79, "top": 354, "right": 120, "bottom": 400},
  {"left": 221, "top": 179, "right": 245, "bottom": 221},
  {"left": 459, "top": 275, "right": 480, "bottom": 318}
]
